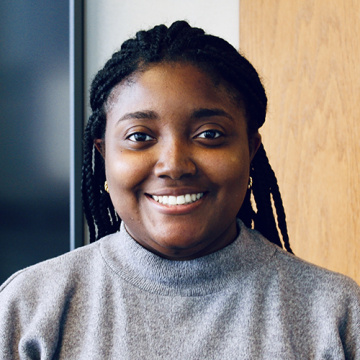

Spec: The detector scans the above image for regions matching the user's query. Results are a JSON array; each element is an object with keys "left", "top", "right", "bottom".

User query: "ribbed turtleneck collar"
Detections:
[{"left": 99, "top": 220, "right": 276, "bottom": 297}]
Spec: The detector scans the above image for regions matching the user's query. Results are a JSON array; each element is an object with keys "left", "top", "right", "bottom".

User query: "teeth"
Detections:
[
  {"left": 152, "top": 193, "right": 204, "bottom": 205},
  {"left": 169, "top": 196, "right": 177, "bottom": 205}
]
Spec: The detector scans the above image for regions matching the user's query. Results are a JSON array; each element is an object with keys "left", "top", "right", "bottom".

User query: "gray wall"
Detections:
[{"left": 0, "top": 1, "right": 70, "bottom": 283}]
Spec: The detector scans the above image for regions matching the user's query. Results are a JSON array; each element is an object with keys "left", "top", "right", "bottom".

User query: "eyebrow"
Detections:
[
  {"left": 117, "top": 110, "right": 158, "bottom": 123},
  {"left": 116, "top": 108, "right": 233, "bottom": 124},
  {"left": 192, "top": 108, "right": 234, "bottom": 121}
]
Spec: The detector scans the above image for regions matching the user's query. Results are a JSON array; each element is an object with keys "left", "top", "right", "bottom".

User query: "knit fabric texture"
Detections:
[{"left": 1, "top": 220, "right": 359, "bottom": 359}]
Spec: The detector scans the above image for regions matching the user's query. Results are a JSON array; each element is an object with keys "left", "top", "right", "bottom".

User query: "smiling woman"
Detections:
[
  {"left": 84, "top": 23, "right": 292, "bottom": 254},
  {"left": 1, "top": 21, "right": 359, "bottom": 359},
  {"left": 95, "top": 63, "right": 259, "bottom": 260}
]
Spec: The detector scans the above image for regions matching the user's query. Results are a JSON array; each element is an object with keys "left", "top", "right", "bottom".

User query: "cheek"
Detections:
[
  {"left": 105, "top": 151, "right": 152, "bottom": 192},
  {"left": 229, "top": 153, "right": 250, "bottom": 180},
  {"left": 224, "top": 159, "right": 249, "bottom": 193},
  {"left": 104, "top": 153, "right": 150, "bottom": 222},
  {"left": 207, "top": 150, "right": 249, "bottom": 181},
  {"left": 206, "top": 151, "right": 250, "bottom": 203}
]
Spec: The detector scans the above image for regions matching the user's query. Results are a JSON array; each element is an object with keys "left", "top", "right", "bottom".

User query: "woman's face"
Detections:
[{"left": 97, "top": 62, "right": 260, "bottom": 260}]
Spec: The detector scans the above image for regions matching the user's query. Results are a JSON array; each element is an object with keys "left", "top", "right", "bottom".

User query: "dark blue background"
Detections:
[{"left": 0, "top": 1, "right": 70, "bottom": 284}]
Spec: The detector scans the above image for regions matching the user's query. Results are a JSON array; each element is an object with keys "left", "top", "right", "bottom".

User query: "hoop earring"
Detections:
[
  {"left": 104, "top": 181, "right": 109, "bottom": 193},
  {"left": 247, "top": 176, "right": 253, "bottom": 190}
]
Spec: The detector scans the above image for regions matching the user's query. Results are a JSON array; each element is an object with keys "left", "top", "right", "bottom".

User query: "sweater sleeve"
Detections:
[
  {"left": 0, "top": 265, "right": 69, "bottom": 359},
  {"left": 0, "top": 271, "right": 25, "bottom": 360},
  {"left": 340, "top": 278, "right": 360, "bottom": 359}
]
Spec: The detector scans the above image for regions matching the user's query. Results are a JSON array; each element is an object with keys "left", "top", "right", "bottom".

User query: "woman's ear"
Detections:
[
  {"left": 94, "top": 139, "right": 105, "bottom": 159},
  {"left": 249, "top": 132, "right": 262, "bottom": 161}
]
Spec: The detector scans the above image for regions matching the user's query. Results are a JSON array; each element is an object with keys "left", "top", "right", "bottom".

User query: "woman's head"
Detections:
[
  {"left": 89, "top": 21, "right": 267, "bottom": 141},
  {"left": 82, "top": 21, "right": 292, "bottom": 254},
  {"left": 95, "top": 61, "right": 260, "bottom": 260}
]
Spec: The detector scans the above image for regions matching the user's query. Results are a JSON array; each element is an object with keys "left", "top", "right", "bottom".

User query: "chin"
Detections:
[{"left": 152, "top": 234, "right": 211, "bottom": 258}]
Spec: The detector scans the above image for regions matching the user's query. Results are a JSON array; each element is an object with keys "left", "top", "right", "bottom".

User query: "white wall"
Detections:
[{"left": 85, "top": 0, "right": 239, "bottom": 115}]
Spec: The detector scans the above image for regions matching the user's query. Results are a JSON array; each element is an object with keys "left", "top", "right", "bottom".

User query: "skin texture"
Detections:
[{"left": 96, "top": 62, "right": 261, "bottom": 260}]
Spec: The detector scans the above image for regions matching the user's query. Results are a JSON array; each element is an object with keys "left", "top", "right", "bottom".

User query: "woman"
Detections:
[{"left": 1, "top": 21, "right": 359, "bottom": 359}]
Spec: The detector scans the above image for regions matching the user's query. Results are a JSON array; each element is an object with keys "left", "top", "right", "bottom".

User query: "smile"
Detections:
[{"left": 151, "top": 193, "right": 204, "bottom": 205}]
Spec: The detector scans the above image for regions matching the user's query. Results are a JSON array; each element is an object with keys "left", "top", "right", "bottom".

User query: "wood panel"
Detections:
[{"left": 240, "top": 0, "right": 360, "bottom": 284}]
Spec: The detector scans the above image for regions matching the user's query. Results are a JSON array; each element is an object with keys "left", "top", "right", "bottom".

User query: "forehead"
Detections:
[{"left": 105, "top": 62, "right": 243, "bottom": 114}]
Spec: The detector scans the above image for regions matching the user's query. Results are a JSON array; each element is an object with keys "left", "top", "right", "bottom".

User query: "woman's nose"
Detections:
[{"left": 153, "top": 139, "right": 197, "bottom": 180}]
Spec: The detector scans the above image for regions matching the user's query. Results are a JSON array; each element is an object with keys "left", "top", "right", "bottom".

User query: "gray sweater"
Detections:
[{"left": 1, "top": 221, "right": 359, "bottom": 359}]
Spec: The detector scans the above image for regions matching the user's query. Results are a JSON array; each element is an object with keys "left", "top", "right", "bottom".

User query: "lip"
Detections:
[{"left": 145, "top": 192, "right": 207, "bottom": 215}]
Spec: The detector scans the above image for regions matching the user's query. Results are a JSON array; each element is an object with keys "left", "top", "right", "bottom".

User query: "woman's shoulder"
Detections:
[
  {"left": 277, "top": 245, "right": 358, "bottom": 294},
  {"left": 0, "top": 235, "right": 110, "bottom": 300},
  {"left": 260, "top": 233, "right": 359, "bottom": 303},
  {"left": 243, "top": 224, "right": 360, "bottom": 301}
]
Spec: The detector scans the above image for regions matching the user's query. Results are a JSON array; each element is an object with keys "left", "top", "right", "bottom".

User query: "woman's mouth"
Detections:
[{"left": 151, "top": 193, "right": 204, "bottom": 206}]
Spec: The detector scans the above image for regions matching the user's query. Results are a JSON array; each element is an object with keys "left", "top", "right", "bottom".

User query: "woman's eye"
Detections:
[
  {"left": 127, "top": 132, "right": 154, "bottom": 142},
  {"left": 197, "top": 130, "right": 223, "bottom": 139}
]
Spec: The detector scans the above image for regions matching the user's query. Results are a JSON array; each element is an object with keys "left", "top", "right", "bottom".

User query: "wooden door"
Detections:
[{"left": 239, "top": 0, "right": 360, "bottom": 284}]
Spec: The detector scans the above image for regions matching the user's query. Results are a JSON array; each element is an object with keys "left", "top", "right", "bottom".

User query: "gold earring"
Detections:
[
  {"left": 247, "top": 176, "right": 253, "bottom": 189},
  {"left": 104, "top": 181, "right": 109, "bottom": 193}
]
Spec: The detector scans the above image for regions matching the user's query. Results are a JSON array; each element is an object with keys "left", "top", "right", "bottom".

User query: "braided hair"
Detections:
[{"left": 82, "top": 20, "right": 293, "bottom": 253}]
